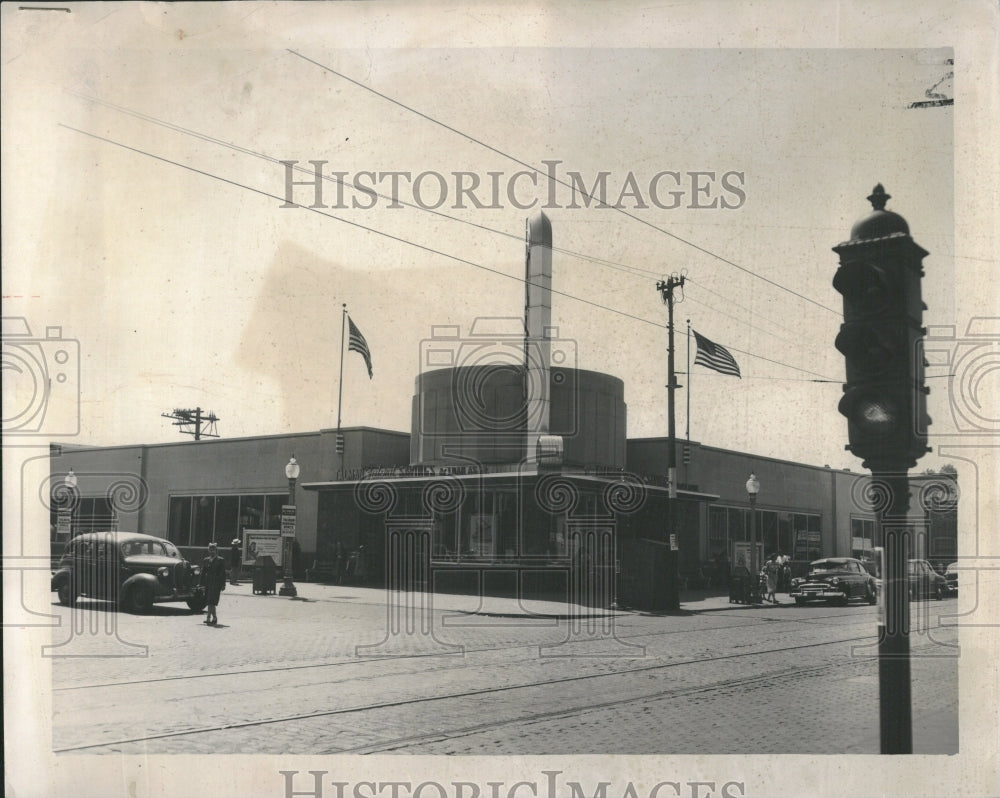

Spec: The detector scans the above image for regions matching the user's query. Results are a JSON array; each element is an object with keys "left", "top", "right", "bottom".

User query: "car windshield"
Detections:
[
  {"left": 810, "top": 561, "right": 847, "bottom": 573},
  {"left": 121, "top": 539, "right": 180, "bottom": 558}
]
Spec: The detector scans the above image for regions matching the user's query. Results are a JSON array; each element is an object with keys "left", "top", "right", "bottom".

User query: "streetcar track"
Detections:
[
  {"left": 344, "top": 657, "right": 873, "bottom": 754},
  {"left": 53, "top": 607, "right": 879, "bottom": 692},
  {"left": 54, "top": 630, "right": 876, "bottom": 753}
]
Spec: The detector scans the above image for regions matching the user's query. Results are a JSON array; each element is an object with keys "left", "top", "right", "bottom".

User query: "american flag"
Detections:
[
  {"left": 348, "top": 316, "right": 373, "bottom": 378},
  {"left": 693, "top": 330, "right": 741, "bottom": 378}
]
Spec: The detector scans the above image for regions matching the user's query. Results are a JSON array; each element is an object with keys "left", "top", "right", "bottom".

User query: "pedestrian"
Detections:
[
  {"left": 230, "top": 538, "right": 241, "bottom": 585},
  {"left": 333, "top": 541, "right": 346, "bottom": 585},
  {"left": 764, "top": 555, "right": 780, "bottom": 604},
  {"left": 201, "top": 541, "right": 227, "bottom": 625}
]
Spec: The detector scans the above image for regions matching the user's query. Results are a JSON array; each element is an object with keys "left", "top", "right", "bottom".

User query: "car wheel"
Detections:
[
  {"left": 909, "top": 584, "right": 917, "bottom": 601},
  {"left": 835, "top": 595, "right": 849, "bottom": 607},
  {"left": 866, "top": 585, "right": 876, "bottom": 605},
  {"left": 123, "top": 584, "right": 153, "bottom": 614},
  {"left": 794, "top": 597, "right": 806, "bottom": 606},
  {"left": 57, "top": 580, "right": 76, "bottom": 606},
  {"left": 935, "top": 583, "right": 945, "bottom": 601},
  {"left": 186, "top": 596, "right": 207, "bottom": 612}
]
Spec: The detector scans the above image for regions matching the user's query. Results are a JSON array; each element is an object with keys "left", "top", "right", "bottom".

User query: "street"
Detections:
[{"left": 50, "top": 581, "right": 959, "bottom": 755}]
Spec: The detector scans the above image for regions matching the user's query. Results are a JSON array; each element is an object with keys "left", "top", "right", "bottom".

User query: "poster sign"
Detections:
[
  {"left": 242, "top": 530, "right": 282, "bottom": 566},
  {"left": 732, "top": 541, "right": 763, "bottom": 572},
  {"left": 56, "top": 509, "right": 72, "bottom": 537},
  {"left": 280, "top": 505, "right": 296, "bottom": 538}
]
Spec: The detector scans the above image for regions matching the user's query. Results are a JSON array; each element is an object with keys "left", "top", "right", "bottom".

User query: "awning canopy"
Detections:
[{"left": 302, "top": 470, "right": 718, "bottom": 503}]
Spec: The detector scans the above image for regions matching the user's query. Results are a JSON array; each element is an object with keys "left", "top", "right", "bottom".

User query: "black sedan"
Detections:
[{"left": 790, "top": 557, "right": 877, "bottom": 606}]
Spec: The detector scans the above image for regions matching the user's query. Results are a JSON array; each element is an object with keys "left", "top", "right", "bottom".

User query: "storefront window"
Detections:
[
  {"left": 851, "top": 517, "right": 875, "bottom": 559},
  {"left": 215, "top": 496, "right": 239, "bottom": 544},
  {"left": 239, "top": 496, "right": 264, "bottom": 532},
  {"left": 168, "top": 496, "right": 192, "bottom": 545},
  {"left": 263, "top": 494, "right": 287, "bottom": 531},
  {"left": 191, "top": 496, "right": 215, "bottom": 546}
]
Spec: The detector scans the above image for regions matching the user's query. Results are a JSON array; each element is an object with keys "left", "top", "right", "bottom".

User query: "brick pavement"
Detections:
[{"left": 49, "top": 582, "right": 959, "bottom": 755}]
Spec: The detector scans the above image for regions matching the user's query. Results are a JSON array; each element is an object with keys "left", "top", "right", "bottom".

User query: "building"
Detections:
[{"left": 46, "top": 211, "right": 957, "bottom": 597}]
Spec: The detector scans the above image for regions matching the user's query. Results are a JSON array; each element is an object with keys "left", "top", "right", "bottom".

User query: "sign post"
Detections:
[{"left": 281, "top": 505, "right": 297, "bottom": 538}]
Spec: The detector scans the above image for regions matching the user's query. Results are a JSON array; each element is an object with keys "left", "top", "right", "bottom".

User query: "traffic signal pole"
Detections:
[
  {"left": 832, "top": 185, "right": 930, "bottom": 755},
  {"left": 875, "top": 471, "right": 913, "bottom": 754}
]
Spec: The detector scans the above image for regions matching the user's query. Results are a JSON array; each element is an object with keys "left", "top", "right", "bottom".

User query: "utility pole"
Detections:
[
  {"left": 657, "top": 275, "right": 685, "bottom": 610},
  {"left": 161, "top": 408, "right": 220, "bottom": 440}
]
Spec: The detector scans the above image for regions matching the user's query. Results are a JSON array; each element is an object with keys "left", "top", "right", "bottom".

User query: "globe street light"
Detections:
[
  {"left": 746, "top": 473, "right": 760, "bottom": 602},
  {"left": 279, "top": 455, "right": 300, "bottom": 597}
]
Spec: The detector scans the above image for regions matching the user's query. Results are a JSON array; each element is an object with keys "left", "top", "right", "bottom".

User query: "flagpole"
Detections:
[{"left": 337, "top": 304, "right": 347, "bottom": 430}]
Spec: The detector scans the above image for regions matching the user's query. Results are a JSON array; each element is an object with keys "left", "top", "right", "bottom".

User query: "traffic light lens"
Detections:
[{"left": 858, "top": 398, "right": 897, "bottom": 432}]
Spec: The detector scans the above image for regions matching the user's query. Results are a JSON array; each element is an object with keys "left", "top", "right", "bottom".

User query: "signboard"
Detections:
[
  {"left": 732, "top": 541, "right": 763, "bottom": 572},
  {"left": 56, "top": 509, "right": 72, "bottom": 537},
  {"left": 242, "top": 530, "right": 282, "bottom": 566},
  {"left": 669, "top": 534, "right": 678, "bottom": 551},
  {"left": 280, "top": 505, "right": 296, "bottom": 538}
]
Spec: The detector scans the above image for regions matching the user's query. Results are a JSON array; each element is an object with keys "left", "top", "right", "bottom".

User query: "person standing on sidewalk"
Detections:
[
  {"left": 230, "top": 538, "right": 242, "bottom": 585},
  {"left": 201, "top": 542, "right": 227, "bottom": 625},
  {"left": 764, "top": 556, "right": 780, "bottom": 604}
]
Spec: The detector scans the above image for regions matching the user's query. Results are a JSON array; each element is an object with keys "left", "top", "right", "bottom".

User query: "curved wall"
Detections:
[{"left": 410, "top": 365, "right": 626, "bottom": 468}]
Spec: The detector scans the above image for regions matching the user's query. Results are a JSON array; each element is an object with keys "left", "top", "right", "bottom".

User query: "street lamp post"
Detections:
[
  {"left": 746, "top": 473, "right": 760, "bottom": 603},
  {"left": 279, "top": 455, "right": 300, "bottom": 597},
  {"left": 62, "top": 469, "right": 79, "bottom": 538}
]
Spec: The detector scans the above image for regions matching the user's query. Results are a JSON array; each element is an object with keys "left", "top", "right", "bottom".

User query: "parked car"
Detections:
[
  {"left": 909, "top": 559, "right": 947, "bottom": 601},
  {"left": 944, "top": 561, "right": 959, "bottom": 595},
  {"left": 51, "top": 532, "right": 206, "bottom": 613},
  {"left": 790, "top": 557, "right": 877, "bottom": 606}
]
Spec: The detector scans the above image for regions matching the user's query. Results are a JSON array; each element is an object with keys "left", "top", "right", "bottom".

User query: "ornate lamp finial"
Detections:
[{"left": 867, "top": 184, "right": 891, "bottom": 211}]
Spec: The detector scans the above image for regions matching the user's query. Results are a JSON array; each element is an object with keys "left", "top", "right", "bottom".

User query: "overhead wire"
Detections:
[
  {"left": 68, "top": 89, "right": 816, "bottom": 350},
  {"left": 60, "top": 121, "right": 838, "bottom": 383},
  {"left": 286, "top": 48, "right": 842, "bottom": 317}
]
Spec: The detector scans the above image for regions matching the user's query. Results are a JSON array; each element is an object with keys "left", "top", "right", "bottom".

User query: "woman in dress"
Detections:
[
  {"left": 764, "top": 555, "right": 780, "bottom": 604},
  {"left": 201, "top": 542, "right": 228, "bottom": 625}
]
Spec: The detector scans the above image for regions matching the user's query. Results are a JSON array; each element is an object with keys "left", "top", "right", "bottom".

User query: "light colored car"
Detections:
[
  {"left": 944, "top": 561, "right": 958, "bottom": 595},
  {"left": 790, "top": 557, "right": 877, "bottom": 606}
]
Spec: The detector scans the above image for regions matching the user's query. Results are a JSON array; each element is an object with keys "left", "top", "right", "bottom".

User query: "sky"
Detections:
[{"left": 0, "top": 5, "right": 973, "bottom": 478}]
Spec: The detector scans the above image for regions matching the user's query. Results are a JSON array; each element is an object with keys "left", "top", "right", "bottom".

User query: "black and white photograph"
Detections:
[{"left": 2, "top": 2, "right": 998, "bottom": 797}]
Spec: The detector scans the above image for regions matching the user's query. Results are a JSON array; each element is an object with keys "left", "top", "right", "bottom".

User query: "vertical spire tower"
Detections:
[{"left": 525, "top": 210, "right": 553, "bottom": 462}]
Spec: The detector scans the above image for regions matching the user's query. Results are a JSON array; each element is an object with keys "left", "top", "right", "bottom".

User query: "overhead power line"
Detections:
[
  {"left": 69, "top": 90, "right": 822, "bottom": 351},
  {"left": 59, "top": 122, "right": 839, "bottom": 384},
  {"left": 286, "top": 48, "right": 841, "bottom": 317}
]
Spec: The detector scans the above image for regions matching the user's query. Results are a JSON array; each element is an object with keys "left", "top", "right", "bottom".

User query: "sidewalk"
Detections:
[{"left": 226, "top": 579, "right": 777, "bottom": 618}]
